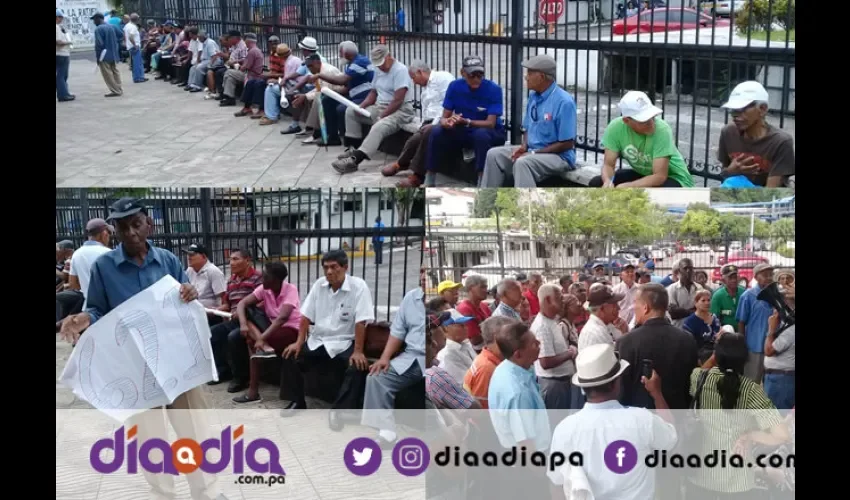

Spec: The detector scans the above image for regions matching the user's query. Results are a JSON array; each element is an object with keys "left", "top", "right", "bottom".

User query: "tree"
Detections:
[
  {"left": 769, "top": 217, "right": 795, "bottom": 242},
  {"left": 473, "top": 189, "right": 498, "bottom": 218},
  {"left": 495, "top": 189, "right": 521, "bottom": 219},
  {"left": 679, "top": 209, "right": 722, "bottom": 240},
  {"left": 383, "top": 188, "right": 423, "bottom": 227},
  {"left": 710, "top": 188, "right": 792, "bottom": 204}
]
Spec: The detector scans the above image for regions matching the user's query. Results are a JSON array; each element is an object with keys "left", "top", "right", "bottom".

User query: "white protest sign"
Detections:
[
  {"left": 57, "top": 0, "right": 109, "bottom": 49},
  {"left": 59, "top": 275, "right": 217, "bottom": 421}
]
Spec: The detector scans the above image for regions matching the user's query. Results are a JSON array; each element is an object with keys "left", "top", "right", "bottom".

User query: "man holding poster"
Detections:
[{"left": 59, "top": 197, "right": 227, "bottom": 500}]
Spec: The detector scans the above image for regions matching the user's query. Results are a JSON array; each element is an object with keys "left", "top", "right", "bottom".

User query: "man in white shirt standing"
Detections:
[
  {"left": 124, "top": 13, "right": 148, "bottom": 84},
  {"left": 434, "top": 309, "right": 478, "bottom": 384},
  {"left": 381, "top": 59, "right": 454, "bottom": 187},
  {"left": 281, "top": 250, "right": 374, "bottom": 421},
  {"left": 532, "top": 284, "right": 577, "bottom": 409},
  {"left": 183, "top": 243, "right": 227, "bottom": 325},
  {"left": 67, "top": 218, "right": 113, "bottom": 309},
  {"left": 55, "top": 9, "right": 75, "bottom": 102},
  {"left": 578, "top": 284, "right": 629, "bottom": 351},
  {"left": 548, "top": 343, "right": 678, "bottom": 500},
  {"left": 613, "top": 263, "right": 639, "bottom": 326}
]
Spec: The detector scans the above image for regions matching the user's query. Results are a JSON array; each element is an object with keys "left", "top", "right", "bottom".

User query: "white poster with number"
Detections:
[
  {"left": 57, "top": 0, "right": 109, "bottom": 50},
  {"left": 58, "top": 275, "right": 217, "bottom": 421}
]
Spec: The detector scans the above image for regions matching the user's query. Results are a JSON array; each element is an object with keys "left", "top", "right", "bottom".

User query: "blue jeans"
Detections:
[
  {"left": 264, "top": 84, "right": 282, "bottom": 120},
  {"left": 764, "top": 372, "right": 795, "bottom": 410},
  {"left": 130, "top": 47, "right": 145, "bottom": 82},
  {"left": 56, "top": 55, "right": 71, "bottom": 99},
  {"left": 425, "top": 125, "right": 506, "bottom": 173}
]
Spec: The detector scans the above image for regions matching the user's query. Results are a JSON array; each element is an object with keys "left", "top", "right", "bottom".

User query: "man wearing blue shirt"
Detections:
[
  {"left": 59, "top": 198, "right": 227, "bottom": 500},
  {"left": 372, "top": 216, "right": 385, "bottom": 265},
  {"left": 305, "top": 41, "right": 374, "bottom": 146},
  {"left": 91, "top": 13, "right": 123, "bottom": 97},
  {"left": 736, "top": 263, "right": 776, "bottom": 383},
  {"left": 482, "top": 54, "right": 578, "bottom": 187},
  {"left": 423, "top": 55, "right": 506, "bottom": 187}
]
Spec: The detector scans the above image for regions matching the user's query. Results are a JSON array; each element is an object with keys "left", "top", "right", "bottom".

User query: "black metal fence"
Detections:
[
  {"left": 126, "top": 0, "right": 794, "bottom": 186},
  {"left": 56, "top": 188, "right": 426, "bottom": 322}
]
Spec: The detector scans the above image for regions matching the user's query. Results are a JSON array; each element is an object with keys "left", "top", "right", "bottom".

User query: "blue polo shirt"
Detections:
[
  {"left": 736, "top": 285, "right": 774, "bottom": 354},
  {"left": 523, "top": 81, "right": 577, "bottom": 166},
  {"left": 442, "top": 78, "right": 504, "bottom": 129},
  {"left": 85, "top": 241, "right": 189, "bottom": 324},
  {"left": 488, "top": 359, "right": 551, "bottom": 451},
  {"left": 345, "top": 54, "right": 374, "bottom": 99}
]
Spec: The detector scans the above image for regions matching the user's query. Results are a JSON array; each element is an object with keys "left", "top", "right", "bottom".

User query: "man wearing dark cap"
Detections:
[
  {"left": 331, "top": 44, "right": 417, "bottom": 174},
  {"left": 482, "top": 54, "right": 578, "bottom": 187},
  {"left": 67, "top": 218, "right": 113, "bottom": 309},
  {"left": 59, "top": 198, "right": 227, "bottom": 500},
  {"left": 222, "top": 32, "right": 262, "bottom": 108},
  {"left": 736, "top": 262, "right": 776, "bottom": 382},
  {"left": 91, "top": 13, "right": 123, "bottom": 97},
  {"left": 184, "top": 243, "right": 227, "bottom": 324},
  {"left": 577, "top": 283, "right": 626, "bottom": 351},
  {"left": 710, "top": 264, "right": 745, "bottom": 329},
  {"left": 423, "top": 55, "right": 506, "bottom": 187}
]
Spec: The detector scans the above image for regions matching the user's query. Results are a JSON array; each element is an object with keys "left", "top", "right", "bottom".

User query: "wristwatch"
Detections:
[{"left": 464, "top": 118, "right": 471, "bottom": 128}]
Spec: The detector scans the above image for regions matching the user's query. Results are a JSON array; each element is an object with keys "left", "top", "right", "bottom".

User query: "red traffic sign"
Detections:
[
  {"left": 539, "top": 0, "right": 565, "bottom": 24},
  {"left": 537, "top": 0, "right": 565, "bottom": 24}
]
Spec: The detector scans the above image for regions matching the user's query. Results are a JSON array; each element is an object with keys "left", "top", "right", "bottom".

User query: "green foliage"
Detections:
[
  {"left": 678, "top": 206, "right": 770, "bottom": 241},
  {"left": 495, "top": 189, "right": 521, "bottom": 219},
  {"left": 473, "top": 189, "right": 499, "bottom": 218},
  {"left": 710, "top": 188, "right": 792, "bottom": 203},
  {"left": 679, "top": 209, "right": 722, "bottom": 240},
  {"left": 769, "top": 217, "right": 795, "bottom": 242},
  {"left": 776, "top": 244, "right": 795, "bottom": 258},
  {"left": 735, "top": 0, "right": 795, "bottom": 35}
]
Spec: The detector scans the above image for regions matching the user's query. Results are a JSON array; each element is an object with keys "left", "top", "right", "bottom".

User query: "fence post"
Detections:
[
  {"left": 178, "top": 0, "right": 187, "bottom": 23},
  {"left": 509, "top": 0, "right": 525, "bottom": 145},
  {"left": 79, "top": 189, "right": 90, "bottom": 225},
  {"left": 201, "top": 189, "right": 212, "bottom": 253},
  {"left": 242, "top": 0, "right": 251, "bottom": 25},
  {"left": 495, "top": 208, "right": 505, "bottom": 278},
  {"left": 356, "top": 0, "right": 367, "bottom": 55},
  {"left": 219, "top": 0, "right": 228, "bottom": 33}
]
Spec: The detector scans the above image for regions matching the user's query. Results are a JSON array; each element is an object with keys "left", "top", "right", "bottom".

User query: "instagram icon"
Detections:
[{"left": 392, "top": 438, "right": 430, "bottom": 476}]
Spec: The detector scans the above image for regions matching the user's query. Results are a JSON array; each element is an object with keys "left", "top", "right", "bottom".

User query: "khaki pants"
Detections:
[
  {"left": 305, "top": 97, "right": 321, "bottom": 130},
  {"left": 344, "top": 102, "right": 416, "bottom": 158},
  {"left": 98, "top": 62, "right": 123, "bottom": 95},
  {"left": 222, "top": 68, "right": 244, "bottom": 98},
  {"left": 129, "top": 387, "right": 220, "bottom": 500}
]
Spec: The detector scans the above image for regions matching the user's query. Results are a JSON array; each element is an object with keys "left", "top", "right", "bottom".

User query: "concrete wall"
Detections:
[{"left": 58, "top": 0, "right": 110, "bottom": 50}]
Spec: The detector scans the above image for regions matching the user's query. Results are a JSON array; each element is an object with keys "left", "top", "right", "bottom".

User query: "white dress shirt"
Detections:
[
  {"left": 421, "top": 70, "right": 455, "bottom": 124},
  {"left": 548, "top": 400, "right": 678, "bottom": 500},
  {"left": 613, "top": 280, "right": 639, "bottom": 324},
  {"left": 301, "top": 274, "right": 375, "bottom": 358},
  {"left": 186, "top": 260, "right": 227, "bottom": 309},
  {"left": 435, "top": 338, "right": 477, "bottom": 384},
  {"left": 577, "top": 314, "right": 620, "bottom": 352}
]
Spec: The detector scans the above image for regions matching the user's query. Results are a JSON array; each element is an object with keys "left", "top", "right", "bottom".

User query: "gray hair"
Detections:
[
  {"left": 198, "top": 29, "right": 207, "bottom": 38},
  {"left": 465, "top": 275, "right": 488, "bottom": 290},
  {"left": 537, "top": 283, "right": 561, "bottom": 305},
  {"left": 755, "top": 100, "right": 770, "bottom": 112},
  {"left": 409, "top": 59, "right": 431, "bottom": 73},
  {"left": 528, "top": 272, "right": 543, "bottom": 282},
  {"left": 496, "top": 279, "right": 521, "bottom": 298},
  {"left": 339, "top": 40, "right": 358, "bottom": 56},
  {"left": 129, "top": 13, "right": 140, "bottom": 23},
  {"left": 480, "top": 316, "right": 515, "bottom": 345}
]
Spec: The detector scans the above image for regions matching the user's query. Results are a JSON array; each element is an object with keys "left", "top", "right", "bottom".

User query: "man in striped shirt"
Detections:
[
  {"left": 208, "top": 248, "right": 263, "bottom": 393},
  {"left": 491, "top": 279, "right": 526, "bottom": 321}
]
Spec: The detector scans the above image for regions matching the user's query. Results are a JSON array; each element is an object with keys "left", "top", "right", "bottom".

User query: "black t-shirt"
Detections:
[{"left": 616, "top": 317, "right": 699, "bottom": 410}]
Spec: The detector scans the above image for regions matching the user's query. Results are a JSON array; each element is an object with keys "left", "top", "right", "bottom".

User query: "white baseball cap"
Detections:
[
  {"left": 721, "top": 81, "right": 769, "bottom": 110},
  {"left": 618, "top": 90, "right": 663, "bottom": 122}
]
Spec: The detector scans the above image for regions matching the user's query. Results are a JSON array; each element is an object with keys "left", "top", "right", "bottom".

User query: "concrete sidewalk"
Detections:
[{"left": 55, "top": 59, "right": 462, "bottom": 188}]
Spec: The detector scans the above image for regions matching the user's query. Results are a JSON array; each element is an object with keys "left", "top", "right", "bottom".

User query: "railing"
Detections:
[
  {"left": 126, "top": 0, "right": 794, "bottom": 186},
  {"left": 56, "top": 187, "right": 426, "bottom": 322}
]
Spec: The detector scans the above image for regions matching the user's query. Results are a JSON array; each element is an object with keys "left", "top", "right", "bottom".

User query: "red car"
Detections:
[
  {"left": 717, "top": 251, "right": 769, "bottom": 266},
  {"left": 612, "top": 8, "right": 730, "bottom": 36},
  {"left": 711, "top": 258, "right": 765, "bottom": 287}
]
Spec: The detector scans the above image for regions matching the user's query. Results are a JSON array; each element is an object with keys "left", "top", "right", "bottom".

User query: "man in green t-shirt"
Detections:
[
  {"left": 710, "top": 264, "right": 746, "bottom": 328},
  {"left": 589, "top": 90, "right": 694, "bottom": 188}
]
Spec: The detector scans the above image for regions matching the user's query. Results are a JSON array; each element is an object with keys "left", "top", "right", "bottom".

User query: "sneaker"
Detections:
[
  {"left": 332, "top": 157, "right": 359, "bottom": 174},
  {"left": 336, "top": 148, "right": 355, "bottom": 160},
  {"left": 251, "top": 348, "right": 277, "bottom": 359},
  {"left": 281, "top": 123, "right": 302, "bottom": 135},
  {"left": 232, "top": 393, "right": 262, "bottom": 404}
]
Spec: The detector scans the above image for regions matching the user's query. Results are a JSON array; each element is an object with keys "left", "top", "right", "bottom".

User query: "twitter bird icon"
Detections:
[{"left": 344, "top": 437, "right": 382, "bottom": 476}]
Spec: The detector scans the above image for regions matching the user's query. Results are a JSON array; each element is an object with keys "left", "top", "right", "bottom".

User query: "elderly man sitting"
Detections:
[
  {"left": 380, "top": 59, "right": 454, "bottom": 187},
  {"left": 257, "top": 44, "right": 303, "bottom": 126},
  {"left": 292, "top": 55, "right": 347, "bottom": 145},
  {"left": 279, "top": 36, "right": 324, "bottom": 135},
  {"left": 185, "top": 30, "right": 218, "bottom": 92},
  {"left": 481, "top": 55, "right": 577, "bottom": 187},
  {"left": 234, "top": 36, "right": 281, "bottom": 117},
  {"left": 331, "top": 45, "right": 417, "bottom": 175},
  {"left": 220, "top": 33, "right": 263, "bottom": 108}
]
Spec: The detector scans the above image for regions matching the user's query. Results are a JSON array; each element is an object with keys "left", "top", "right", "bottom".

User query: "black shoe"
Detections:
[
  {"left": 58, "top": 96, "right": 76, "bottom": 102},
  {"left": 226, "top": 380, "right": 248, "bottom": 393},
  {"left": 177, "top": 82, "right": 187, "bottom": 87},
  {"left": 219, "top": 98, "right": 236, "bottom": 107},
  {"left": 280, "top": 401, "right": 307, "bottom": 417},
  {"left": 189, "top": 87, "right": 203, "bottom": 93},
  {"left": 280, "top": 124, "right": 302, "bottom": 135},
  {"left": 328, "top": 411, "right": 344, "bottom": 432},
  {"left": 232, "top": 393, "right": 262, "bottom": 404}
]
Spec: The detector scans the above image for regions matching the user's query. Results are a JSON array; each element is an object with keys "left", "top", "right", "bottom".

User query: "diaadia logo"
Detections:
[{"left": 89, "top": 425, "right": 285, "bottom": 476}]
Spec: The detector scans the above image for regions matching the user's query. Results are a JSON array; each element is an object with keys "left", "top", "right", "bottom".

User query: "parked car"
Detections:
[
  {"left": 613, "top": 8, "right": 730, "bottom": 35},
  {"left": 701, "top": 0, "right": 747, "bottom": 17},
  {"left": 615, "top": 250, "right": 641, "bottom": 266},
  {"left": 461, "top": 264, "right": 523, "bottom": 288},
  {"left": 711, "top": 258, "right": 765, "bottom": 287},
  {"left": 717, "top": 251, "right": 769, "bottom": 266},
  {"left": 584, "top": 256, "right": 633, "bottom": 276}
]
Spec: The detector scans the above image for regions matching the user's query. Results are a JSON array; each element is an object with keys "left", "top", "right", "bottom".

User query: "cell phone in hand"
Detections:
[{"left": 641, "top": 359, "right": 653, "bottom": 379}]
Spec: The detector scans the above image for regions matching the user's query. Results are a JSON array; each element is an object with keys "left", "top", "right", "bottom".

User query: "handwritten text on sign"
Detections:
[{"left": 58, "top": 0, "right": 108, "bottom": 48}]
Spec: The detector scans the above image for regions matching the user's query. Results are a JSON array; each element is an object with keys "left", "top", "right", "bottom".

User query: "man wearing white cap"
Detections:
[
  {"left": 548, "top": 343, "right": 677, "bottom": 500},
  {"left": 589, "top": 90, "right": 694, "bottom": 188},
  {"left": 718, "top": 81, "right": 795, "bottom": 187},
  {"left": 55, "top": 9, "right": 75, "bottom": 102}
]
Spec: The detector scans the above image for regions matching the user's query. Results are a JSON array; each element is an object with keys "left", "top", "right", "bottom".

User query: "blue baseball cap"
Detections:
[
  {"left": 56, "top": 8, "right": 65, "bottom": 17},
  {"left": 436, "top": 309, "right": 474, "bottom": 327}
]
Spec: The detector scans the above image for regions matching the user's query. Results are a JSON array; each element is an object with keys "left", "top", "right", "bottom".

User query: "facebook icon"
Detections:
[{"left": 604, "top": 440, "right": 639, "bottom": 474}]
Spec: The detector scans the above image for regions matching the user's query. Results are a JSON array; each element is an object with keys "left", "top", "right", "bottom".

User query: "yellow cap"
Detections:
[{"left": 437, "top": 280, "right": 462, "bottom": 295}]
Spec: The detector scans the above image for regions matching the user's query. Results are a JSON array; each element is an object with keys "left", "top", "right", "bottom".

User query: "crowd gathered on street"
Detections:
[{"left": 56, "top": 12, "right": 795, "bottom": 190}]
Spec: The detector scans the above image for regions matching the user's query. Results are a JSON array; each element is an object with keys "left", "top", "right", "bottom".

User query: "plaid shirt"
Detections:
[
  {"left": 426, "top": 365, "right": 475, "bottom": 410},
  {"left": 229, "top": 40, "right": 248, "bottom": 64}
]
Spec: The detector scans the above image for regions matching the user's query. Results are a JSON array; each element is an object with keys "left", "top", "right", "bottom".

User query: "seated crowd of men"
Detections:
[{"left": 131, "top": 22, "right": 795, "bottom": 189}]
